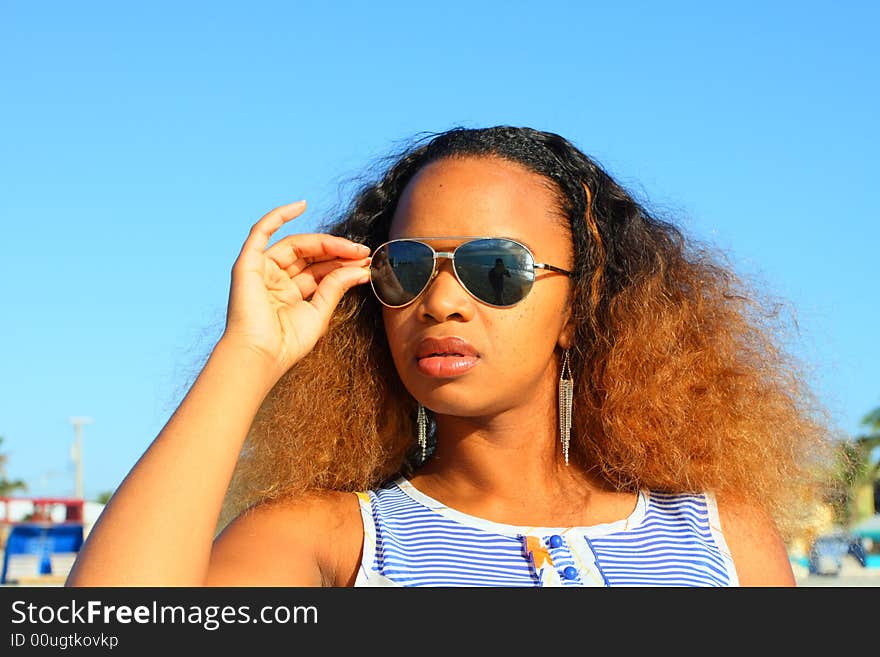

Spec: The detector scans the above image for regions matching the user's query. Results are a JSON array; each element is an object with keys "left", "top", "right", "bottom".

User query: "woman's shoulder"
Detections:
[
  {"left": 711, "top": 493, "right": 795, "bottom": 586},
  {"left": 205, "top": 489, "right": 364, "bottom": 586}
]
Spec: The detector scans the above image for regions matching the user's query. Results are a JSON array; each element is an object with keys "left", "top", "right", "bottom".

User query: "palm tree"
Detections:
[
  {"left": 0, "top": 435, "right": 27, "bottom": 497},
  {"left": 825, "top": 407, "right": 880, "bottom": 526},
  {"left": 855, "top": 407, "right": 880, "bottom": 506}
]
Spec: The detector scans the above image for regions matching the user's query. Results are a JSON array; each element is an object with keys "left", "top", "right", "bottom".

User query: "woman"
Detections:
[{"left": 67, "top": 126, "right": 833, "bottom": 587}]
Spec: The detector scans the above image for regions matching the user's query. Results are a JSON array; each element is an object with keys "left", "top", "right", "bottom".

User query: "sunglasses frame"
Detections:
[{"left": 369, "top": 236, "right": 573, "bottom": 309}]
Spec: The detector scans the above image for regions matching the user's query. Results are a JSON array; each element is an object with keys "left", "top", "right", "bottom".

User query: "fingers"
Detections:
[
  {"left": 267, "top": 232, "right": 371, "bottom": 272},
  {"left": 308, "top": 264, "right": 373, "bottom": 320},
  {"left": 240, "top": 201, "right": 309, "bottom": 257},
  {"left": 287, "top": 256, "right": 371, "bottom": 300},
  {"left": 234, "top": 201, "right": 370, "bottom": 278}
]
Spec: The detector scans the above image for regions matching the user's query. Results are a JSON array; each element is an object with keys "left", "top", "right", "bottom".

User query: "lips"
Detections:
[
  {"left": 416, "top": 336, "right": 479, "bottom": 360},
  {"left": 415, "top": 336, "right": 480, "bottom": 378}
]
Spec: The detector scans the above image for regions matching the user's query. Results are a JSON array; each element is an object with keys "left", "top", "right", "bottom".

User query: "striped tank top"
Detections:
[{"left": 354, "top": 477, "right": 739, "bottom": 587}]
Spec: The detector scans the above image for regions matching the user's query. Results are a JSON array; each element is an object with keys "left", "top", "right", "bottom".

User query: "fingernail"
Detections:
[{"left": 358, "top": 244, "right": 371, "bottom": 253}]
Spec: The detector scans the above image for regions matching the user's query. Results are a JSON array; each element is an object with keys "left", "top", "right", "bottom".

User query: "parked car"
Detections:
[{"left": 808, "top": 532, "right": 867, "bottom": 575}]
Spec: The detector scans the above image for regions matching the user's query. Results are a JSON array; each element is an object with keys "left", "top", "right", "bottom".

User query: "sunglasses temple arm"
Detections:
[{"left": 535, "top": 263, "right": 573, "bottom": 276}]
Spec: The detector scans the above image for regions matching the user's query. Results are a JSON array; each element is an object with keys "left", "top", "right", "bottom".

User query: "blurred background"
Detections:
[{"left": 0, "top": 1, "right": 877, "bottom": 585}]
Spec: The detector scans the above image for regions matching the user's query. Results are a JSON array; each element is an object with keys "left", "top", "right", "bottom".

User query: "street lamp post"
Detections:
[{"left": 68, "top": 417, "right": 93, "bottom": 500}]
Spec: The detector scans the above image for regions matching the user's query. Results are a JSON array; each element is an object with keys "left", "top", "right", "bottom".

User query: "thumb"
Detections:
[{"left": 309, "top": 265, "right": 369, "bottom": 320}]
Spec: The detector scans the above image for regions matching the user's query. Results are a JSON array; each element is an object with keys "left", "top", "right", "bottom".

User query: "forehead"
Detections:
[{"left": 388, "top": 156, "right": 567, "bottom": 251}]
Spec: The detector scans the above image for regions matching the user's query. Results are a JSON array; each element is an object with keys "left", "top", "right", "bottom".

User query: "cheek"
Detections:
[
  {"left": 381, "top": 310, "right": 411, "bottom": 364},
  {"left": 491, "top": 311, "right": 549, "bottom": 367},
  {"left": 501, "top": 302, "right": 569, "bottom": 369}
]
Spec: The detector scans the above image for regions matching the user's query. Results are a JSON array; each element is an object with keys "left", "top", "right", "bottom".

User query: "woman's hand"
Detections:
[{"left": 219, "top": 200, "right": 372, "bottom": 379}]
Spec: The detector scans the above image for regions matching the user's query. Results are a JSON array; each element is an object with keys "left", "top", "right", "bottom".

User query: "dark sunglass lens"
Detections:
[
  {"left": 370, "top": 241, "right": 434, "bottom": 306},
  {"left": 454, "top": 239, "right": 535, "bottom": 306}
]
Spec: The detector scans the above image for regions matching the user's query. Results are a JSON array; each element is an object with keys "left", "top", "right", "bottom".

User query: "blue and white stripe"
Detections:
[{"left": 354, "top": 478, "right": 738, "bottom": 587}]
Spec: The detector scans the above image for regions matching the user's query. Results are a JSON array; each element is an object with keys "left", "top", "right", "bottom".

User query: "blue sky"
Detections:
[{"left": 1, "top": 1, "right": 877, "bottom": 500}]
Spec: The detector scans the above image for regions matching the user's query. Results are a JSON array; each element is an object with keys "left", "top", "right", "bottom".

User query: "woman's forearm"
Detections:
[{"left": 66, "top": 339, "right": 280, "bottom": 586}]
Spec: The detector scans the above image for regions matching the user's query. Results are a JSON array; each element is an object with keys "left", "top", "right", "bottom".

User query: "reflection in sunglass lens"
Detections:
[
  {"left": 454, "top": 239, "right": 535, "bottom": 306},
  {"left": 370, "top": 240, "right": 434, "bottom": 307}
]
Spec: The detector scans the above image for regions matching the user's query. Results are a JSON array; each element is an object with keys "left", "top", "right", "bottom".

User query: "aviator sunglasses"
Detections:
[{"left": 369, "top": 237, "right": 572, "bottom": 308}]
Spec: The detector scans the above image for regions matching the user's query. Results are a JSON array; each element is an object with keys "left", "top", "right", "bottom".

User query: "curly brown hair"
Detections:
[{"left": 217, "top": 126, "right": 838, "bottom": 538}]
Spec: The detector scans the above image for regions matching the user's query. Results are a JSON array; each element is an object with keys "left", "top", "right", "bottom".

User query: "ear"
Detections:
[{"left": 557, "top": 310, "right": 575, "bottom": 350}]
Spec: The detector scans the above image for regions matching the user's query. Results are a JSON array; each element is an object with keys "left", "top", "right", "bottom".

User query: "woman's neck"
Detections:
[{"left": 408, "top": 406, "right": 626, "bottom": 526}]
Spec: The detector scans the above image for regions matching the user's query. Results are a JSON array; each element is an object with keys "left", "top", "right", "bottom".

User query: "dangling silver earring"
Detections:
[
  {"left": 417, "top": 404, "right": 428, "bottom": 462},
  {"left": 558, "top": 348, "right": 574, "bottom": 465}
]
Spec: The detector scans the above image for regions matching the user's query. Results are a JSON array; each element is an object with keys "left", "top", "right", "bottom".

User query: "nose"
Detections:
[{"left": 416, "top": 256, "right": 475, "bottom": 323}]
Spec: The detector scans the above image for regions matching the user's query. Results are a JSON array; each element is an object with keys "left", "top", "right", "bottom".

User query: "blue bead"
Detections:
[
  {"left": 548, "top": 534, "right": 564, "bottom": 549},
  {"left": 562, "top": 566, "right": 579, "bottom": 580}
]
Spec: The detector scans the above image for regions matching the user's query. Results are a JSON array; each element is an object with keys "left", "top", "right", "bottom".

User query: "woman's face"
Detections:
[{"left": 382, "top": 156, "right": 574, "bottom": 417}]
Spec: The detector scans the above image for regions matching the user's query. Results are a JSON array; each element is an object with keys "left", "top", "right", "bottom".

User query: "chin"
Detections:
[{"left": 412, "top": 386, "right": 511, "bottom": 418}]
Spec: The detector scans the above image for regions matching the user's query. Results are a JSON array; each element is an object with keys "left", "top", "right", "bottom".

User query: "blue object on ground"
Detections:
[
  {"left": 1, "top": 523, "right": 83, "bottom": 584},
  {"left": 807, "top": 531, "right": 866, "bottom": 575}
]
